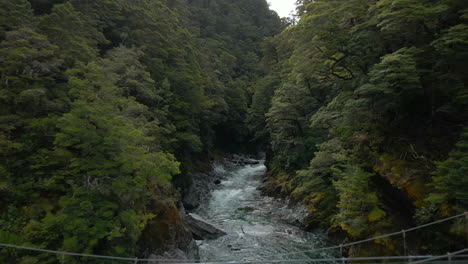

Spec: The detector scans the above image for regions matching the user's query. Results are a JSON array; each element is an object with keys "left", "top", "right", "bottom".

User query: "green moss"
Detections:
[
  {"left": 139, "top": 199, "right": 188, "bottom": 253},
  {"left": 368, "top": 207, "right": 386, "bottom": 222},
  {"left": 374, "top": 153, "right": 429, "bottom": 207}
]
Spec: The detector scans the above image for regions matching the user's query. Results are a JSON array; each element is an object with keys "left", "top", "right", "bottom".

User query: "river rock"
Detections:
[
  {"left": 185, "top": 213, "right": 227, "bottom": 240},
  {"left": 140, "top": 200, "right": 199, "bottom": 262},
  {"left": 280, "top": 201, "right": 312, "bottom": 228},
  {"left": 182, "top": 162, "right": 229, "bottom": 210},
  {"left": 231, "top": 154, "right": 260, "bottom": 165},
  {"left": 244, "top": 158, "right": 260, "bottom": 165},
  {"left": 147, "top": 240, "right": 198, "bottom": 263},
  {"left": 183, "top": 183, "right": 201, "bottom": 210}
]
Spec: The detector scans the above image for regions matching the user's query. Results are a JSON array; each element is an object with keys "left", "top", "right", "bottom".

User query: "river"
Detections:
[{"left": 193, "top": 160, "right": 332, "bottom": 262}]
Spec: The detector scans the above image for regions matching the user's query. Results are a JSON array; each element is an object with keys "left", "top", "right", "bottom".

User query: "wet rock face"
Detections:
[
  {"left": 278, "top": 201, "right": 313, "bottom": 228},
  {"left": 226, "top": 154, "right": 260, "bottom": 166},
  {"left": 184, "top": 213, "right": 227, "bottom": 240},
  {"left": 148, "top": 240, "right": 198, "bottom": 263},
  {"left": 182, "top": 163, "right": 228, "bottom": 211},
  {"left": 259, "top": 181, "right": 313, "bottom": 229},
  {"left": 183, "top": 181, "right": 203, "bottom": 210},
  {"left": 140, "top": 200, "right": 199, "bottom": 260},
  {"left": 143, "top": 155, "right": 269, "bottom": 262},
  {"left": 230, "top": 154, "right": 261, "bottom": 166}
]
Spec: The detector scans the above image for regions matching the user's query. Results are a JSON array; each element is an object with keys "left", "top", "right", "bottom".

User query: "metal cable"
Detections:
[
  {"left": 410, "top": 248, "right": 468, "bottom": 264},
  {"left": 0, "top": 212, "right": 466, "bottom": 263},
  {"left": 154, "top": 253, "right": 468, "bottom": 264},
  {"left": 259, "top": 212, "right": 468, "bottom": 260},
  {"left": 1, "top": 243, "right": 467, "bottom": 263},
  {"left": 0, "top": 243, "right": 135, "bottom": 262}
]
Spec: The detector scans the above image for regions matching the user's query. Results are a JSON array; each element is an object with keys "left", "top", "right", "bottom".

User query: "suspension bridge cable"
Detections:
[
  {"left": 259, "top": 211, "right": 468, "bottom": 260},
  {"left": 0, "top": 212, "right": 466, "bottom": 263},
  {"left": 1, "top": 245, "right": 467, "bottom": 264},
  {"left": 179, "top": 254, "right": 468, "bottom": 264},
  {"left": 0, "top": 243, "right": 135, "bottom": 262},
  {"left": 411, "top": 248, "right": 468, "bottom": 264}
]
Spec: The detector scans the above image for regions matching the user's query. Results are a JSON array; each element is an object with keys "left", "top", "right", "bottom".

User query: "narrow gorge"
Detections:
[
  {"left": 191, "top": 157, "right": 328, "bottom": 262},
  {"left": 1, "top": 0, "right": 467, "bottom": 263}
]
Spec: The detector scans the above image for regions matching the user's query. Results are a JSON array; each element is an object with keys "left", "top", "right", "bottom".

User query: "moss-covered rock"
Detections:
[{"left": 139, "top": 196, "right": 198, "bottom": 259}]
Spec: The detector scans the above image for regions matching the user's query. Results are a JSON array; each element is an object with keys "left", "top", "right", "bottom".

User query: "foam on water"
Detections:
[{"left": 194, "top": 160, "right": 330, "bottom": 262}]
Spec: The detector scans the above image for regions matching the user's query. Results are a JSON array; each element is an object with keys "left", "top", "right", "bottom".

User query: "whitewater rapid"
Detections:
[{"left": 194, "top": 161, "right": 330, "bottom": 262}]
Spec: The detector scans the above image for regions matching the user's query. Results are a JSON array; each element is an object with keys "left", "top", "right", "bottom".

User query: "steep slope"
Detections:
[
  {"left": 252, "top": 0, "right": 468, "bottom": 256},
  {"left": 0, "top": 0, "right": 282, "bottom": 262}
]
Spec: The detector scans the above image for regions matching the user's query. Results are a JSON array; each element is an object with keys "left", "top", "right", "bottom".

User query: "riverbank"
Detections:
[{"left": 189, "top": 157, "right": 331, "bottom": 262}]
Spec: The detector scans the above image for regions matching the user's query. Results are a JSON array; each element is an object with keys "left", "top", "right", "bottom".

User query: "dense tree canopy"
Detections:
[
  {"left": 0, "top": 0, "right": 282, "bottom": 262},
  {"left": 256, "top": 0, "right": 468, "bottom": 256},
  {"left": 1, "top": 0, "right": 467, "bottom": 261}
]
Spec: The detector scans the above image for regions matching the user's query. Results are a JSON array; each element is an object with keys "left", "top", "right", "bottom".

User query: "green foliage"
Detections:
[
  {"left": 432, "top": 24, "right": 468, "bottom": 59},
  {"left": 254, "top": 0, "right": 468, "bottom": 254},
  {"left": 375, "top": 0, "right": 449, "bottom": 45},
  {"left": 266, "top": 82, "right": 323, "bottom": 170},
  {"left": 356, "top": 47, "right": 424, "bottom": 122},
  {"left": 0, "top": 0, "right": 282, "bottom": 262},
  {"left": 333, "top": 166, "right": 388, "bottom": 238},
  {"left": 0, "top": 0, "right": 35, "bottom": 31},
  {"left": 39, "top": 2, "right": 108, "bottom": 65},
  {"left": 247, "top": 75, "right": 281, "bottom": 142},
  {"left": 186, "top": 0, "right": 283, "bottom": 150},
  {"left": 429, "top": 128, "right": 468, "bottom": 208},
  {"left": 0, "top": 27, "right": 63, "bottom": 117},
  {"left": 1, "top": 42, "right": 182, "bottom": 262},
  {"left": 292, "top": 139, "right": 346, "bottom": 225},
  {"left": 2, "top": 0, "right": 466, "bottom": 259},
  {"left": 431, "top": 24, "right": 468, "bottom": 118}
]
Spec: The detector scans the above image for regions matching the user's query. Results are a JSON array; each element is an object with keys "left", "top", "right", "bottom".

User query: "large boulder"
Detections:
[
  {"left": 139, "top": 199, "right": 199, "bottom": 261},
  {"left": 243, "top": 158, "right": 260, "bottom": 165},
  {"left": 231, "top": 154, "right": 260, "bottom": 166},
  {"left": 185, "top": 213, "right": 227, "bottom": 240},
  {"left": 182, "top": 183, "right": 201, "bottom": 210},
  {"left": 280, "top": 201, "right": 313, "bottom": 228},
  {"left": 182, "top": 172, "right": 214, "bottom": 210}
]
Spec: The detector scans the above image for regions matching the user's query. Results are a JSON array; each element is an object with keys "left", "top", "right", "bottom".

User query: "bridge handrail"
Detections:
[
  {"left": 1, "top": 243, "right": 467, "bottom": 263},
  {"left": 0, "top": 212, "right": 466, "bottom": 263},
  {"left": 187, "top": 252, "right": 468, "bottom": 264},
  {"left": 260, "top": 211, "right": 468, "bottom": 259},
  {"left": 411, "top": 248, "right": 468, "bottom": 264}
]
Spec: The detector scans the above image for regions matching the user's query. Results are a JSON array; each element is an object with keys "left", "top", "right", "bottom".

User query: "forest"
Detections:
[{"left": 0, "top": 0, "right": 467, "bottom": 263}]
